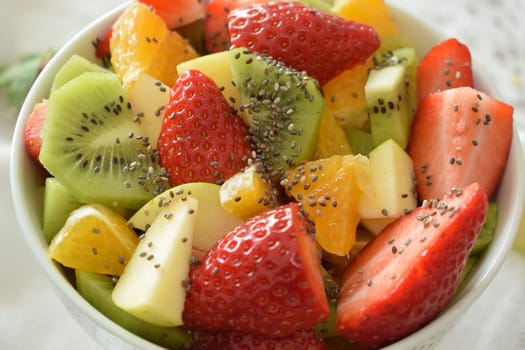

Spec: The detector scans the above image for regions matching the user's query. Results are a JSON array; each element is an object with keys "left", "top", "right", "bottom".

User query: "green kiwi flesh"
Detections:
[
  {"left": 42, "top": 177, "right": 82, "bottom": 243},
  {"left": 346, "top": 129, "right": 374, "bottom": 156},
  {"left": 75, "top": 270, "right": 192, "bottom": 349},
  {"left": 471, "top": 202, "right": 498, "bottom": 255},
  {"left": 366, "top": 47, "right": 417, "bottom": 149},
  {"left": 39, "top": 71, "right": 168, "bottom": 210},
  {"left": 228, "top": 47, "right": 325, "bottom": 180},
  {"left": 51, "top": 54, "right": 108, "bottom": 92}
]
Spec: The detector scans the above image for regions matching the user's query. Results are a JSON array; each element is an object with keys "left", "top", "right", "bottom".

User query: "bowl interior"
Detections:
[{"left": 9, "top": 3, "right": 525, "bottom": 350}]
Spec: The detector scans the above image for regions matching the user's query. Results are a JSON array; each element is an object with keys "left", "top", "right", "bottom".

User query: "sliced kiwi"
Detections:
[
  {"left": 228, "top": 48, "right": 325, "bottom": 180},
  {"left": 471, "top": 202, "right": 498, "bottom": 256},
  {"left": 39, "top": 71, "right": 168, "bottom": 211},
  {"left": 75, "top": 270, "right": 192, "bottom": 349},
  {"left": 366, "top": 47, "right": 418, "bottom": 149},
  {"left": 51, "top": 54, "right": 109, "bottom": 92},
  {"left": 42, "top": 177, "right": 83, "bottom": 243},
  {"left": 373, "top": 47, "right": 418, "bottom": 115},
  {"left": 346, "top": 129, "right": 374, "bottom": 156}
]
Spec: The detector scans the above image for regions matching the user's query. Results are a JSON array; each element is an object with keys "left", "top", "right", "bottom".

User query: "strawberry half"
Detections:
[
  {"left": 138, "top": 0, "right": 206, "bottom": 29},
  {"left": 24, "top": 99, "right": 48, "bottom": 165},
  {"left": 191, "top": 329, "right": 328, "bottom": 349},
  {"left": 157, "top": 69, "right": 253, "bottom": 186},
  {"left": 417, "top": 38, "right": 474, "bottom": 100},
  {"left": 228, "top": 1, "right": 380, "bottom": 85},
  {"left": 204, "top": 0, "right": 271, "bottom": 53},
  {"left": 408, "top": 86, "right": 513, "bottom": 201},
  {"left": 182, "top": 203, "right": 330, "bottom": 338},
  {"left": 336, "top": 182, "right": 488, "bottom": 349}
]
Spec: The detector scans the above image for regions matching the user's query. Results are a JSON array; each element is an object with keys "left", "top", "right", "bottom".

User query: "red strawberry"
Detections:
[
  {"left": 24, "top": 99, "right": 48, "bottom": 165},
  {"left": 204, "top": 0, "right": 272, "bottom": 53},
  {"left": 336, "top": 182, "right": 488, "bottom": 349},
  {"left": 191, "top": 329, "right": 328, "bottom": 350},
  {"left": 157, "top": 69, "right": 253, "bottom": 186},
  {"left": 408, "top": 86, "right": 513, "bottom": 201},
  {"left": 94, "top": 27, "right": 113, "bottom": 61},
  {"left": 182, "top": 203, "right": 330, "bottom": 338},
  {"left": 138, "top": 0, "right": 206, "bottom": 29},
  {"left": 228, "top": 1, "right": 380, "bottom": 85},
  {"left": 417, "top": 38, "right": 474, "bottom": 100}
]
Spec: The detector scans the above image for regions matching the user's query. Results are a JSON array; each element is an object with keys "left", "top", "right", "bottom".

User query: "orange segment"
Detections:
[
  {"left": 333, "top": 0, "right": 409, "bottom": 52},
  {"left": 315, "top": 107, "right": 352, "bottom": 159},
  {"left": 48, "top": 204, "right": 139, "bottom": 276},
  {"left": 219, "top": 163, "right": 275, "bottom": 220},
  {"left": 283, "top": 155, "right": 370, "bottom": 256},
  {"left": 110, "top": 3, "right": 198, "bottom": 87},
  {"left": 323, "top": 63, "right": 370, "bottom": 131}
]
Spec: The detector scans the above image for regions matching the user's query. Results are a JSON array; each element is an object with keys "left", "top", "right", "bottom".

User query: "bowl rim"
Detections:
[{"left": 9, "top": 2, "right": 525, "bottom": 349}]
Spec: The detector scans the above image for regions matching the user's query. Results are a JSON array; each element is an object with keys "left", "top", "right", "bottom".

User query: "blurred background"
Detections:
[{"left": 1, "top": 0, "right": 524, "bottom": 349}]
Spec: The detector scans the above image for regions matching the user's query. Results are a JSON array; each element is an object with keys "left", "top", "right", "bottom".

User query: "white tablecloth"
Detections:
[{"left": 1, "top": 1, "right": 524, "bottom": 349}]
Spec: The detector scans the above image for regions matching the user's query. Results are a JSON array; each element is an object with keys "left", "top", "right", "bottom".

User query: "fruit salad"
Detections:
[{"left": 23, "top": 0, "right": 514, "bottom": 349}]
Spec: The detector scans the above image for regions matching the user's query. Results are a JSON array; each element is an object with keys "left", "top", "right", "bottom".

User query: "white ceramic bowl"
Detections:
[{"left": 10, "top": 2, "right": 525, "bottom": 349}]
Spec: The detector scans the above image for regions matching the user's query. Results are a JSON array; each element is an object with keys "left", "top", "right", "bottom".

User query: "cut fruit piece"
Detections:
[
  {"left": 336, "top": 183, "right": 488, "bottom": 349},
  {"left": 315, "top": 107, "right": 353, "bottom": 159},
  {"left": 39, "top": 71, "right": 168, "bottom": 210},
  {"left": 112, "top": 197, "right": 197, "bottom": 327},
  {"left": 322, "top": 63, "right": 370, "bottom": 131},
  {"left": 76, "top": 270, "right": 192, "bottom": 348},
  {"left": 227, "top": 1, "right": 380, "bottom": 86},
  {"left": 219, "top": 163, "right": 275, "bottom": 220},
  {"left": 110, "top": 2, "right": 198, "bottom": 88},
  {"left": 346, "top": 128, "right": 374, "bottom": 156},
  {"left": 283, "top": 154, "right": 370, "bottom": 256},
  {"left": 373, "top": 47, "right": 418, "bottom": 118},
  {"left": 333, "top": 0, "right": 410, "bottom": 52},
  {"left": 408, "top": 87, "right": 513, "bottom": 201},
  {"left": 48, "top": 204, "right": 139, "bottom": 276},
  {"left": 123, "top": 72, "right": 170, "bottom": 147},
  {"left": 229, "top": 48, "right": 325, "bottom": 180},
  {"left": 176, "top": 51, "right": 242, "bottom": 114},
  {"left": 156, "top": 69, "right": 253, "bottom": 187},
  {"left": 128, "top": 182, "right": 243, "bottom": 259},
  {"left": 417, "top": 38, "right": 474, "bottom": 101},
  {"left": 366, "top": 60, "right": 411, "bottom": 149},
  {"left": 50, "top": 55, "right": 109, "bottom": 92},
  {"left": 42, "top": 177, "right": 82, "bottom": 243},
  {"left": 182, "top": 203, "right": 330, "bottom": 337},
  {"left": 358, "top": 139, "right": 417, "bottom": 234},
  {"left": 471, "top": 202, "right": 498, "bottom": 255},
  {"left": 138, "top": 0, "right": 206, "bottom": 30}
]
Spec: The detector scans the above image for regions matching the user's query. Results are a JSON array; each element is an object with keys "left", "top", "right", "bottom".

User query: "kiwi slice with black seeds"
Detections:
[
  {"left": 75, "top": 270, "right": 192, "bottom": 348},
  {"left": 39, "top": 71, "right": 168, "bottom": 211},
  {"left": 228, "top": 48, "right": 325, "bottom": 180}
]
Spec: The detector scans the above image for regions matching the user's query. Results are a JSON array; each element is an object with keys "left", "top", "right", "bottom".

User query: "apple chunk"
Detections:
[
  {"left": 112, "top": 197, "right": 197, "bottom": 327},
  {"left": 128, "top": 182, "right": 243, "bottom": 258},
  {"left": 358, "top": 139, "right": 417, "bottom": 234}
]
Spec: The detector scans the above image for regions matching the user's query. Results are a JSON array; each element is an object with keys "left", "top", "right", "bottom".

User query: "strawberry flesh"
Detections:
[
  {"left": 417, "top": 38, "right": 474, "bottom": 100},
  {"left": 183, "top": 203, "right": 330, "bottom": 338},
  {"left": 157, "top": 69, "right": 253, "bottom": 186},
  {"left": 24, "top": 99, "right": 48, "bottom": 166},
  {"left": 94, "top": 27, "right": 112, "bottom": 60},
  {"left": 204, "top": 0, "right": 271, "bottom": 53},
  {"left": 138, "top": 0, "right": 206, "bottom": 29},
  {"left": 336, "top": 182, "right": 488, "bottom": 349},
  {"left": 228, "top": 1, "right": 380, "bottom": 85},
  {"left": 408, "top": 86, "right": 513, "bottom": 201}
]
